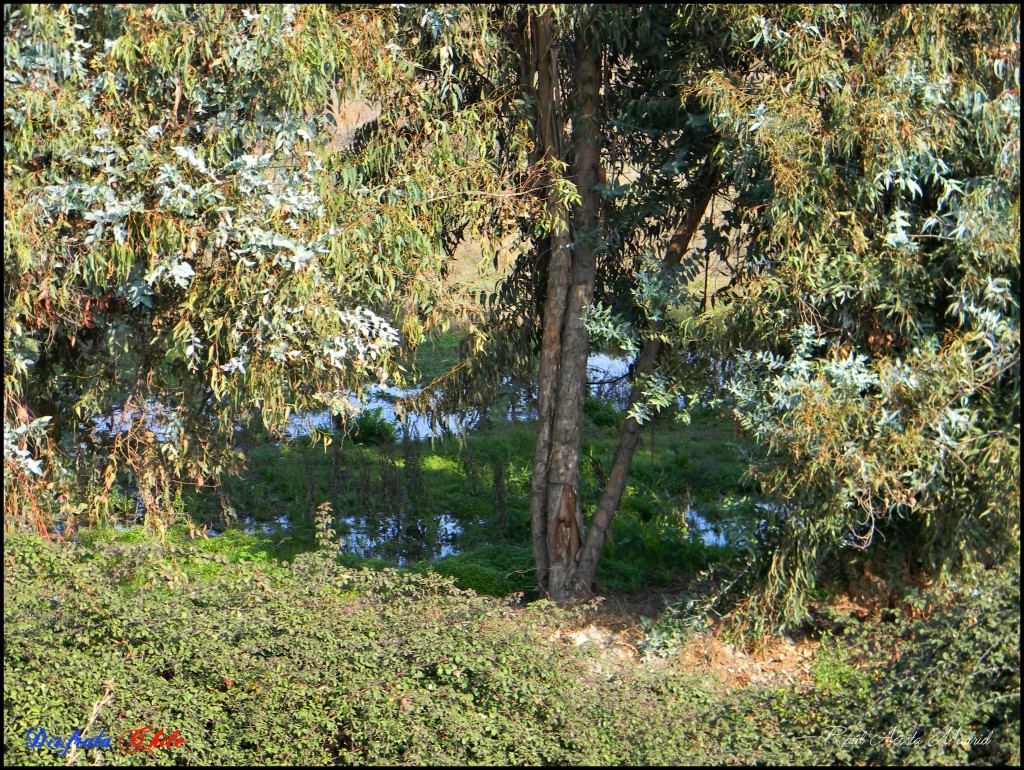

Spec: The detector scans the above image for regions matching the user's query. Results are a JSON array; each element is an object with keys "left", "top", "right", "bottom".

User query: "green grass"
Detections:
[
  {"left": 166, "top": 400, "right": 756, "bottom": 596},
  {"left": 407, "top": 328, "right": 466, "bottom": 385},
  {"left": 69, "top": 318, "right": 760, "bottom": 597},
  {"left": 416, "top": 543, "right": 536, "bottom": 597},
  {"left": 74, "top": 522, "right": 307, "bottom": 590}
]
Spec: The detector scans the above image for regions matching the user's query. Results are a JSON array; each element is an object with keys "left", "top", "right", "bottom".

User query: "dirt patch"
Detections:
[
  {"left": 546, "top": 621, "right": 638, "bottom": 680},
  {"left": 673, "top": 631, "right": 818, "bottom": 691},
  {"left": 540, "top": 589, "right": 820, "bottom": 690}
]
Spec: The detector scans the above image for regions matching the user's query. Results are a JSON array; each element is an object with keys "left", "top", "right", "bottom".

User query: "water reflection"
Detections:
[
  {"left": 88, "top": 353, "right": 650, "bottom": 444},
  {"left": 285, "top": 384, "right": 466, "bottom": 440},
  {"left": 287, "top": 352, "right": 639, "bottom": 439},
  {"left": 686, "top": 501, "right": 784, "bottom": 548},
  {"left": 337, "top": 512, "right": 461, "bottom": 565},
  {"left": 587, "top": 352, "right": 633, "bottom": 406},
  {"left": 242, "top": 514, "right": 291, "bottom": 535},
  {"left": 221, "top": 505, "right": 461, "bottom": 566},
  {"left": 686, "top": 507, "right": 728, "bottom": 547}
]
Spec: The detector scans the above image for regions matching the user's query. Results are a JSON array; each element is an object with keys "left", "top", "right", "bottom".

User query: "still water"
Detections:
[{"left": 90, "top": 353, "right": 737, "bottom": 561}]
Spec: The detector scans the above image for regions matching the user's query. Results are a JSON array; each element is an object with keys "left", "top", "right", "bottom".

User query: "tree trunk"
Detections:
[
  {"left": 528, "top": 9, "right": 569, "bottom": 591},
  {"left": 530, "top": 12, "right": 601, "bottom": 603},
  {"left": 574, "top": 160, "right": 720, "bottom": 594}
]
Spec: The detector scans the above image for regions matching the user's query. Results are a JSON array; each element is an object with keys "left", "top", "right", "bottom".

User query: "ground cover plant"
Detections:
[
  {"left": 5, "top": 531, "right": 1019, "bottom": 765},
  {"left": 2, "top": 529, "right": 728, "bottom": 766}
]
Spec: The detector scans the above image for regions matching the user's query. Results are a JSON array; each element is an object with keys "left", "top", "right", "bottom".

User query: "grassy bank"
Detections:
[{"left": 172, "top": 400, "right": 750, "bottom": 595}]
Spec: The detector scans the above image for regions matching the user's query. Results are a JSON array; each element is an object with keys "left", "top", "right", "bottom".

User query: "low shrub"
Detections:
[
  {"left": 3, "top": 533, "right": 706, "bottom": 765},
  {"left": 688, "top": 564, "right": 1021, "bottom": 765},
  {"left": 584, "top": 395, "right": 621, "bottom": 427},
  {"left": 7, "top": 533, "right": 1017, "bottom": 765},
  {"left": 349, "top": 406, "right": 398, "bottom": 445}
]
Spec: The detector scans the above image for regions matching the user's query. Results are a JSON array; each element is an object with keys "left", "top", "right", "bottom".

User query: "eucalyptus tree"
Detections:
[
  {"left": 419, "top": 3, "right": 1019, "bottom": 619},
  {"left": 12, "top": 2, "right": 1015, "bottom": 629},
  {"left": 408, "top": 4, "right": 732, "bottom": 601},
  {"left": 423, "top": 2, "right": 1018, "bottom": 622},
  {"left": 693, "top": 4, "right": 1021, "bottom": 629},
  {"left": 565, "top": 4, "right": 1020, "bottom": 620},
  {"left": 4, "top": 4, "right": 528, "bottom": 529},
  {"left": 504, "top": 5, "right": 752, "bottom": 602}
]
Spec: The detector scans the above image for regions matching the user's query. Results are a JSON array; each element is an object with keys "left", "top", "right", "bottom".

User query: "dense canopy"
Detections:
[{"left": 4, "top": 4, "right": 1019, "bottom": 626}]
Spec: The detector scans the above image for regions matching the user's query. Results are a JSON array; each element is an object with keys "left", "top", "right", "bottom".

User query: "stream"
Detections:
[{"left": 282, "top": 352, "right": 635, "bottom": 441}]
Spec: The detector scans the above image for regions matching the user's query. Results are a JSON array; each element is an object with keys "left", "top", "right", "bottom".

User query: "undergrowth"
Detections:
[
  {"left": 4, "top": 532, "right": 713, "bottom": 765},
  {"left": 6, "top": 533, "right": 1017, "bottom": 765},
  {"left": 643, "top": 563, "right": 1021, "bottom": 765}
]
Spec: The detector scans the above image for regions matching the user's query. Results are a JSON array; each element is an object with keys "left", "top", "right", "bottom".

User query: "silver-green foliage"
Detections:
[
  {"left": 701, "top": 5, "right": 1020, "bottom": 627},
  {"left": 4, "top": 4, "right": 525, "bottom": 521}
]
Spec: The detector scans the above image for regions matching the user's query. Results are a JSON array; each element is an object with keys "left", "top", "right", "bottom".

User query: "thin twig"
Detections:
[{"left": 65, "top": 680, "right": 115, "bottom": 766}]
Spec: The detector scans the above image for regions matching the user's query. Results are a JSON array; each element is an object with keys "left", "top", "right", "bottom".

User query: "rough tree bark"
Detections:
[
  {"left": 530, "top": 12, "right": 601, "bottom": 603},
  {"left": 527, "top": 11, "right": 712, "bottom": 602},
  {"left": 528, "top": 9, "right": 570, "bottom": 592}
]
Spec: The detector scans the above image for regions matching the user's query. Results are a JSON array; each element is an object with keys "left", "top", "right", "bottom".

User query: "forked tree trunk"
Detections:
[
  {"left": 574, "top": 161, "right": 720, "bottom": 595},
  {"left": 528, "top": 10, "right": 569, "bottom": 592},
  {"left": 527, "top": 11, "right": 716, "bottom": 602}
]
